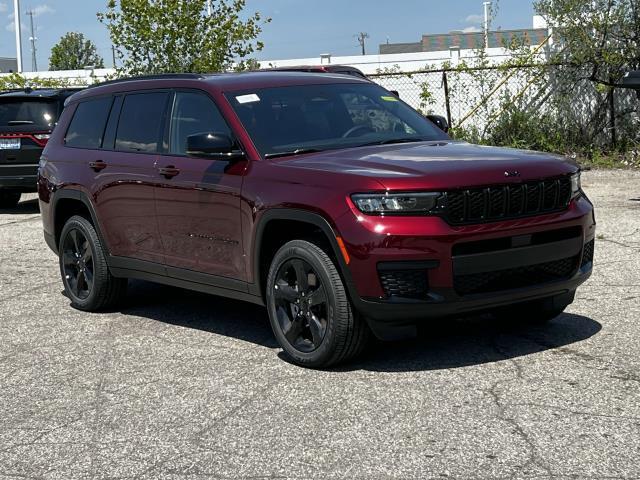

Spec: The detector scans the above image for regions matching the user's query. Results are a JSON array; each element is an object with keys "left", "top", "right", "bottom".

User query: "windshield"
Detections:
[
  {"left": 226, "top": 83, "right": 448, "bottom": 157},
  {"left": 0, "top": 98, "right": 58, "bottom": 129}
]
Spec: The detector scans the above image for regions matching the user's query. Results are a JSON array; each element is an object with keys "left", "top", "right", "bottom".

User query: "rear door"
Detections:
[
  {"left": 77, "top": 91, "right": 168, "bottom": 264},
  {"left": 154, "top": 89, "right": 247, "bottom": 281}
]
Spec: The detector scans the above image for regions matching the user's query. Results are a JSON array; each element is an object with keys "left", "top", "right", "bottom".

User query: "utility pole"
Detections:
[
  {"left": 483, "top": 1, "right": 492, "bottom": 49},
  {"left": 26, "top": 10, "right": 37, "bottom": 72},
  {"left": 13, "top": 0, "right": 23, "bottom": 73},
  {"left": 111, "top": 45, "right": 117, "bottom": 68},
  {"left": 356, "top": 32, "right": 369, "bottom": 56}
]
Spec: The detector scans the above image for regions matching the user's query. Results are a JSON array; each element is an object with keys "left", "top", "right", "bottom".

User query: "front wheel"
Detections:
[
  {"left": 266, "top": 240, "right": 370, "bottom": 368},
  {"left": 59, "top": 215, "right": 127, "bottom": 311}
]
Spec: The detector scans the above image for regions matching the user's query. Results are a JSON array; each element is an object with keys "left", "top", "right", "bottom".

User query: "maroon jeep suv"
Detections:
[{"left": 38, "top": 72, "right": 595, "bottom": 367}]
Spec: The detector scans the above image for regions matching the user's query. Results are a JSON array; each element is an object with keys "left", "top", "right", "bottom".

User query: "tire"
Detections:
[
  {"left": 0, "top": 190, "right": 21, "bottom": 209},
  {"left": 493, "top": 294, "right": 572, "bottom": 325},
  {"left": 59, "top": 215, "right": 127, "bottom": 311},
  {"left": 266, "top": 240, "right": 370, "bottom": 368}
]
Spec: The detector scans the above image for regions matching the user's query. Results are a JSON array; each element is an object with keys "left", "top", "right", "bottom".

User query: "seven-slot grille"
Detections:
[{"left": 445, "top": 177, "right": 572, "bottom": 225}]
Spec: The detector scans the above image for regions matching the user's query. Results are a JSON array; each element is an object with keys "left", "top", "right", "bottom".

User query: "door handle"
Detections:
[
  {"left": 159, "top": 166, "right": 180, "bottom": 179},
  {"left": 89, "top": 160, "right": 107, "bottom": 172}
]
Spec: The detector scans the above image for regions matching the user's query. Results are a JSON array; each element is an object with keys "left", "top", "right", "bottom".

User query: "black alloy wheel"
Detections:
[
  {"left": 273, "top": 258, "right": 328, "bottom": 352},
  {"left": 61, "top": 227, "right": 94, "bottom": 300},
  {"left": 58, "top": 215, "right": 127, "bottom": 311},
  {"left": 266, "top": 240, "right": 370, "bottom": 368}
]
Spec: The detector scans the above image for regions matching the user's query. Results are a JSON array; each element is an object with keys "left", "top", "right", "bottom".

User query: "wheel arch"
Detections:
[
  {"left": 251, "top": 209, "right": 356, "bottom": 303},
  {"left": 51, "top": 189, "right": 106, "bottom": 253}
]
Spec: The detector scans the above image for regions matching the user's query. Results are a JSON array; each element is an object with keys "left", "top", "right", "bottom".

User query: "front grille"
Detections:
[
  {"left": 379, "top": 269, "right": 428, "bottom": 299},
  {"left": 454, "top": 255, "right": 579, "bottom": 296},
  {"left": 445, "top": 177, "right": 572, "bottom": 225},
  {"left": 581, "top": 240, "right": 595, "bottom": 267}
]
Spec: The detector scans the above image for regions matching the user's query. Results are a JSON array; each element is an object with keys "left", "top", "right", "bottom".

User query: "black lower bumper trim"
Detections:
[{"left": 355, "top": 268, "right": 591, "bottom": 327}]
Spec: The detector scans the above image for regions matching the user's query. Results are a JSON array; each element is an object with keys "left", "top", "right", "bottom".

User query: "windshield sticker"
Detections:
[
  {"left": 381, "top": 95, "right": 399, "bottom": 102},
  {"left": 236, "top": 94, "right": 261, "bottom": 104}
]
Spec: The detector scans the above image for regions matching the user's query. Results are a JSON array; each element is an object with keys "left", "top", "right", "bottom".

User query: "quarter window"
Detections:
[
  {"left": 115, "top": 92, "right": 168, "bottom": 153},
  {"left": 169, "top": 91, "right": 231, "bottom": 155},
  {"left": 65, "top": 97, "right": 113, "bottom": 148}
]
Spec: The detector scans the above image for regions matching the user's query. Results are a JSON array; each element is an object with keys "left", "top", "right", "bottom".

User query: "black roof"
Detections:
[
  {"left": 622, "top": 71, "right": 640, "bottom": 90},
  {"left": 0, "top": 87, "right": 83, "bottom": 98}
]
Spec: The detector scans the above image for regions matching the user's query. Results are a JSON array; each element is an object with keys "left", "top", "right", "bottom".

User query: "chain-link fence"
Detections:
[{"left": 369, "top": 64, "right": 640, "bottom": 152}]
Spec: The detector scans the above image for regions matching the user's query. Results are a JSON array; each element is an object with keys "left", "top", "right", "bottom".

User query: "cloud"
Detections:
[
  {"left": 0, "top": 3, "right": 7, "bottom": 14},
  {"left": 6, "top": 21, "right": 27, "bottom": 32},
  {"left": 5, "top": 4, "right": 52, "bottom": 32},
  {"left": 31, "top": 4, "right": 55, "bottom": 16},
  {"left": 465, "top": 14, "right": 484, "bottom": 24},
  {"left": 462, "top": 26, "right": 482, "bottom": 33}
]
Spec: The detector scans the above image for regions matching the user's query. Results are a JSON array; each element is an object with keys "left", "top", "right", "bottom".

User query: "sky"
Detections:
[{"left": 0, "top": 0, "right": 536, "bottom": 71}]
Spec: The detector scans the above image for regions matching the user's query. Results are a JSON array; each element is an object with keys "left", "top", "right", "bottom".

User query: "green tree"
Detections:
[
  {"left": 535, "top": 0, "right": 640, "bottom": 86},
  {"left": 49, "top": 32, "right": 105, "bottom": 71},
  {"left": 97, "top": 0, "right": 270, "bottom": 75}
]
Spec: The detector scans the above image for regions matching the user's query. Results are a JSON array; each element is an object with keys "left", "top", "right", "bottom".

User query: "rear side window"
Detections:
[
  {"left": 0, "top": 99, "right": 58, "bottom": 128},
  {"left": 65, "top": 97, "right": 113, "bottom": 148},
  {"left": 169, "top": 91, "right": 231, "bottom": 155},
  {"left": 115, "top": 92, "right": 168, "bottom": 153}
]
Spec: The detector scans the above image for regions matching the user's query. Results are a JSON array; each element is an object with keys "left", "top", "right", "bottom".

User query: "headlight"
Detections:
[
  {"left": 351, "top": 192, "right": 444, "bottom": 215},
  {"left": 571, "top": 172, "right": 581, "bottom": 199}
]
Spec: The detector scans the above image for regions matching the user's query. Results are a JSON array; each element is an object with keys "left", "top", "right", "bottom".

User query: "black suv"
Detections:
[{"left": 0, "top": 88, "right": 81, "bottom": 208}]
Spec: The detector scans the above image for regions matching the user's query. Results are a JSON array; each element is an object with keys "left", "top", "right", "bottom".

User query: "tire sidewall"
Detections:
[
  {"left": 59, "top": 216, "right": 101, "bottom": 310},
  {"left": 266, "top": 241, "right": 345, "bottom": 367}
]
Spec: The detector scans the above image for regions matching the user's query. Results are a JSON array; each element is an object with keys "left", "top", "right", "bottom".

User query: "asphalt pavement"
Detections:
[{"left": 1, "top": 169, "right": 639, "bottom": 479}]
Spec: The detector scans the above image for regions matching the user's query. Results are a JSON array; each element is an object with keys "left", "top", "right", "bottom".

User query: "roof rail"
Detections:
[{"left": 87, "top": 73, "right": 208, "bottom": 89}]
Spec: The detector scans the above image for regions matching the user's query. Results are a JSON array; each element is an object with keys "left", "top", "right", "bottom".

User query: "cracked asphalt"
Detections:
[{"left": 1, "top": 169, "right": 639, "bottom": 480}]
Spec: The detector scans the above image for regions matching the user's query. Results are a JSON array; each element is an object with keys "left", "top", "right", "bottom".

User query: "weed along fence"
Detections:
[
  {"left": 369, "top": 64, "right": 640, "bottom": 153},
  {"left": 370, "top": 66, "right": 556, "bottom": 130}
]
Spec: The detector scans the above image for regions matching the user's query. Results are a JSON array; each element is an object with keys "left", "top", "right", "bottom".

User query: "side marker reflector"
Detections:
[{"left": 336, "top": 236, "right": 350, "bottom": 265}]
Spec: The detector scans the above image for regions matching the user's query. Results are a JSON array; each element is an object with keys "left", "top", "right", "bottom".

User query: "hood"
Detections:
[{"left": 276, "top": 141, "right": 577, "bottom": 190}]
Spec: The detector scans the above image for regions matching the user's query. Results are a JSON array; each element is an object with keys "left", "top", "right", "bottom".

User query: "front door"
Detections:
[{"left": 154, "top": 90, "right": 247, "bottom": 281}]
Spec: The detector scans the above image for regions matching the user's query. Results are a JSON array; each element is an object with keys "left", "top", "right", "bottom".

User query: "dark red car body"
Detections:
[{"left": 38, "top": 72, "right": 595, "bottom": 340}]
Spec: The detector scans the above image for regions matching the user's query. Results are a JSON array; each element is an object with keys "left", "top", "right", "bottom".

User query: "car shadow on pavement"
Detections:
[
  {"left": 120, "top": 280, "right": 601, "bottom": 372},
  {"left": 120, "top": 280, "right": 279, "bottom": 348},
  {"left": 342, "top": 313, "right": 602, "bottom": 373},
  {"left": 0, "top": 198, "right": 40, "bottom": 214}
]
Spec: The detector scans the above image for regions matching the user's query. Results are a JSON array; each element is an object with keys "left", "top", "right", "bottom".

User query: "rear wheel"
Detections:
[
  {"left": 59, "top": 215, "right": 127, "bottom": 311},
  {"left": 266, "top": 240, "right": 370, "bottom": 368},
  {"left": 0, "top": 190, "right": 21, "bottom": 209}
]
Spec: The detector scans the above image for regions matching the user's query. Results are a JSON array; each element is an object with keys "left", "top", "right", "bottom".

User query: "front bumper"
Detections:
[
  {"left": 335, "top": 195, "right": 595, "bottom": 336},
  {"left": 0, "top": 164, "right": 38, "bottom": 191}
]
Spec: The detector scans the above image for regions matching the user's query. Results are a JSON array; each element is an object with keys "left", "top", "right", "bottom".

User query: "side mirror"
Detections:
[
  {"left": 425, "top": 115, "right": 449, "bottom": 133},
  {"left": 186, "top": 132, "right": 245, "bottom": 160},
  {"left": 390, "top": 90, "right": 400, "bottom": 98}
]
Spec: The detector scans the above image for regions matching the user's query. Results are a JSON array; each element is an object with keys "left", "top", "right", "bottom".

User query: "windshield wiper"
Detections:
[
  {"left": 362, "top": 137, "right": 427, "bottom": 146},
  {"left": 264, "top": 148, "right": 324, "bottom": 159}
]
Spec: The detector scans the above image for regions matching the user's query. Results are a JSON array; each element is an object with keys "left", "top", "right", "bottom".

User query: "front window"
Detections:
[{"left": 226, "top": 83, "right": 448, "bottom": 157}]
